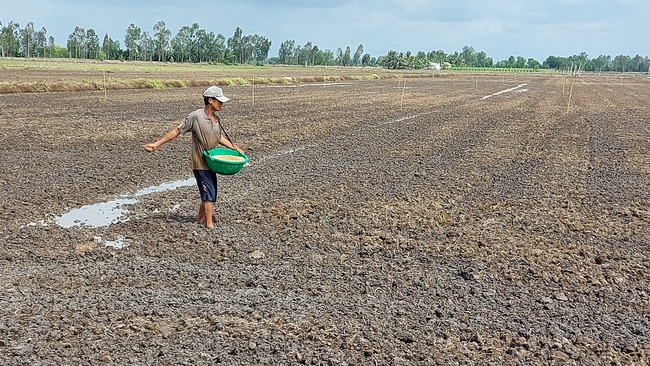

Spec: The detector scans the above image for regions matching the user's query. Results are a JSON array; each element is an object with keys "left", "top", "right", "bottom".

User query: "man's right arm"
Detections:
[{"left": 144, "top": 127, "right": 181, "bottom": 152}]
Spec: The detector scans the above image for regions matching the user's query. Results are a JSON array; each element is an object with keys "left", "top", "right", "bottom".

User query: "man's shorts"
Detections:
[{"left": 193, "top": 170, "right": 218, "bottom": 202}]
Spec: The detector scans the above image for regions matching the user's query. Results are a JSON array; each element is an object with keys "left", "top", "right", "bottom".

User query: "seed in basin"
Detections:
[{"left": 213, "top": 155, "right": 246, "bottom": 162}]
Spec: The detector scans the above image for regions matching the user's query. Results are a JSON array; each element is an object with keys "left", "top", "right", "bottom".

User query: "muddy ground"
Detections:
[{"left": 1, "top": 70, "right": 649, "bottom": 365}]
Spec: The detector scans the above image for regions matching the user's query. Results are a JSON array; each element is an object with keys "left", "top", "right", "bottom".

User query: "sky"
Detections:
[{"left": 2, "top": 0, "right": 648, "bottom": 62}]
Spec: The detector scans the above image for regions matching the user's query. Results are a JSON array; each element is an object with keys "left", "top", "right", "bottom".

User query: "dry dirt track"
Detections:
[{"left": 1, "top": 72, "right": 649, "bottom": 365}]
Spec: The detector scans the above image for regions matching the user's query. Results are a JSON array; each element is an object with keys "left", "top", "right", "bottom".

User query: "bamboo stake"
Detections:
[
  {"left": 475, "top": 74, "right": 478, "bottom": 92},
  {"left": 252, "top": 75, "right": 255, "bottom": 106},
  {"left": 400, "top": 79, "right": 406, "bottom": 110},
  {"left": 103, "top": 69, "right": 107, "bottom": 99},
  {"left": 566, "top": 83, "right": 574, "bottom": 113}
]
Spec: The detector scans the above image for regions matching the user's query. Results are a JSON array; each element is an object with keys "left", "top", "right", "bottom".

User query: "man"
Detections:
[{"left": 144, "top": 86, "right": 245, "bottom": 229}]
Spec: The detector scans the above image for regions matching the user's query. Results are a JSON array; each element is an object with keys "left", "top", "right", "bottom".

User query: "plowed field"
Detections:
[{"left": 1, "top": 69, "right": 649, "bottom": 365}]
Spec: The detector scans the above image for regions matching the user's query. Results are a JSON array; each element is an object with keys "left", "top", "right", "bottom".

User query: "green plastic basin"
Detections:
[{"left": 203, "top": 148, "right": 248, "bottom": 175}]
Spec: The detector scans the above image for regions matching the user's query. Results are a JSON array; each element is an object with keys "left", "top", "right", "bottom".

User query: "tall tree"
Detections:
[
  {"left": 476, "top": 51, "right": 491, "bottom": 67},
  {"left": 19, "top": 22, "right": 35, "bottom": 57},
  {"left": 171, "top": 26, "right": 189, "bottom": 62},
  {"left": 153, "top": 20, "right": 171, "bottom": 62},
  {"left": 352, "top": 44, "right": 364, "bottom": 66},
  {"left": 35, "top": 27, "right": 47, "bottom": 57},
  {"left": 278, "top": 40, "right": 295, "bottom": 64},
  {"left": 139, "top": 31, "right": 153, "bottom": 61},
  {"left": 47, "top": 35, "right": 55, "bottom": 58},
  {"left": 361, "top": 53, "right": 371, "bottom": 67},
  {"left": 460, "top": 45, "right": 476, "bottom": 66},
  {"left": 66, "top": 26, "right": 85, "bottom": 58},
  {"left": 630, "top": 54, "right": 648, "bottom": 72},
  {"left": 124, "top": 23, "right": 141, "bottom": 60},
  {"left": 195, "top": 28, "right": 211, "bottom": 62},
  {"left": 251, "top": 34, "right": 271, "bottom": 63},
  {"left": 173, "top": 23, "right": 200, "bottom": 62},
  {"left": 613, "top": 54, "right": 631, "bottom": 72},
  {"left": 318, "top": 49, "right": 335, "bottom": 66},
  {"left": 102, "top": 34, "right": 121, "bottom": 60},
  {"left": 379, "top": 50, "right": 398, "bottom": 69},
  {"left": 212, "top": 33, "right": 226, "bottom": 63},
  {"left": 241, "top": 34, "right": 254, "bottom": 63},
  {"left": 526, "top": 58, "right": 540, "bottom": 69},
  {"left": 0, "top": 21, "right": 20, "bottom": 57},
  {"left": 227, "top": 27, "right": 244, "bottom": 63},
  {"left": 298, "top": 41, "right": 312, "bottom": 66},
  {"left": 85, "top": 29, "right": 99, "bottom": 59},
  {"left": 335, "top": 47, "right": 343, "bottom": 66},
  {"left": 427, "top": 49, "right": 447, "bottom": 64},
  {"left": 342, "top": 46, "right": 351, "bottom": 66},
  {"left": 591, "top": 54, "right": 611, "bottom": 72}
]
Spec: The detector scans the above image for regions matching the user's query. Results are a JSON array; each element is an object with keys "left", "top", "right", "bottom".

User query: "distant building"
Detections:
[{"left": 428, "top": 62, "right": 452, "bottom": 70}]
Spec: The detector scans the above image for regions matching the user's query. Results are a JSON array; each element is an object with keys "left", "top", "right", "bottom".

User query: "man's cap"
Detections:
[{"left": 202, "top": 86, "right": 230, "bottom": 103}]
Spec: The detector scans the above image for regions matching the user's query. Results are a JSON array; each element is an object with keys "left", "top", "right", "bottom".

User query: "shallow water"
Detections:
[
  {"left": 55, "top": 198, "right": 139, "bottom": 228},
  {"left": 54, "top": 178, "right": 196, "bottom": 228}
]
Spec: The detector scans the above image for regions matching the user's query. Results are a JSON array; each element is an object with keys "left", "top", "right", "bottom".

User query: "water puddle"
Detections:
[
  {"left": 133, "top": 177, "right": 195, "bottom": 197},
  {"left": 56, "top": 198, "right": 138, "bottom": 228},
  {"left": 481, "top": 84, "right": 528, "bottom": 100},
  {"left": 54, "top": 178, "right": 195, "bottom": 229}
]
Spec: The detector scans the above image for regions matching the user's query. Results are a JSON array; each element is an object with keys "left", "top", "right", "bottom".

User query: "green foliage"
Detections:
[
  {"left": 451, "top": 66, "right": 545, "bottom": 73},
  {"left": 223, "top": 51, "right": 236, "bottom": 65},
  {"left": 1, "top": 21, "right": 21, "bottom": 57},
  {"left": 2, "top": 18, "right": 649, "bottom": 72},
  {"left": 50, "top": 45, "right": 67, "bottom": 58}
]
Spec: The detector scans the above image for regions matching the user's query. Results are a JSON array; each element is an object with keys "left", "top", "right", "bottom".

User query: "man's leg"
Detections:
[
  {"left": 204, "top": 201, "right": 214, "bottom": 228},
  {"left": 197, "top": 202, "right": 206, "bottom": 224},
  {"left": 194, "top": 170, "right": 218, "bottom": 228}
]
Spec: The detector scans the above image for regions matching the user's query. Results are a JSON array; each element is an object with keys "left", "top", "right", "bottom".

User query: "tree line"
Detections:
[
  {"left": 1, "top": 19, "right": 649, "bottom": 73},
  {"left": 381, "top": 46, "right": 650, "bottom": 73}
]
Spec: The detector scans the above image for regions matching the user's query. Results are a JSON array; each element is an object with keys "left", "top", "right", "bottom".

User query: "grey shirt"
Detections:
[{"left": 178, "top": 108, "right": 223, "bottom": 170}]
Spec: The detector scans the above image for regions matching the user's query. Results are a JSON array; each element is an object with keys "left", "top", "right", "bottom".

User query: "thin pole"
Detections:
[
  {"left": 566, "top": 83, "right": 574, "bottom": 113},
  {"left": 252, "top": 75, "right": 255, "bottom": 106},
  {"left": 400, "top": 79, "right": 406, "bottom": 110}
]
